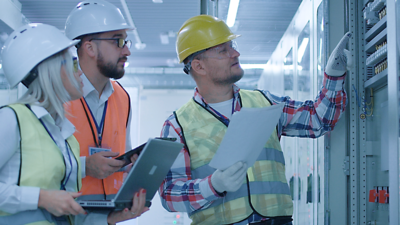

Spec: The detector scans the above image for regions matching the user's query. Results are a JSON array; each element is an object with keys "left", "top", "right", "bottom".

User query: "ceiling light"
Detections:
[
  {"left": 152, "top": 0, "right": 163, "bottom": 3},
  {"left": 284, "top": 65, "right": 293, "bottom": 71},
  {"left": 160, "top": 33, "right": 169, "bottom": 45},
  {"left": 168, "top": 30, "right": 176, "bottom": 38},
  {"left": 135, "top": 42, "right": 146, "bottom": 50},
  {"left": 0, "top": 64, "right": 2, "bottom": 69},
  {"left": 240, "top": 64, "right": 267, "bottom": 69},
  {"left": 166, "top": 58, "right": 179, "bottom": 67},
  {"left": 297, "top": 38, "right": 309, "bottom": 63},
  {"left": 124, "top": 62, "right": 129, "bottom": 68},
  {"left": 227, "top": 0, "right": 240, "bottom": 27}
]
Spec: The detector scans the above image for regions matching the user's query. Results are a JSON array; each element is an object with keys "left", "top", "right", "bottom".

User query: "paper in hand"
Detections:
[{"left": 208, "top": 103, "right": 284, "bottom": 170}]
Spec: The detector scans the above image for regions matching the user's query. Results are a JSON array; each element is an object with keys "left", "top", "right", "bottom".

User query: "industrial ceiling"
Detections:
[{"left": 0, "top": 0, "right": 302, "bottom": 89}]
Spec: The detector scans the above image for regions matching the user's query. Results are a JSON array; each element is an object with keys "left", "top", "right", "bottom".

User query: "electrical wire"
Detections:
[{"left": 365, "top": 88, "right": 374, "bottom": 117}]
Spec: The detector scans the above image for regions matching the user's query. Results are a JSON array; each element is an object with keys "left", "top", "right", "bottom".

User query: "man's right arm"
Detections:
[{"left": 158, "top": 114, "right": 221, "bottom": 213}]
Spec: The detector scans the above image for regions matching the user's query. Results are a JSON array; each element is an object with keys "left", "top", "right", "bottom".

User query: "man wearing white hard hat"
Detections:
[{"left": 64, "top": 0, "right": 147, "bottom": 224}]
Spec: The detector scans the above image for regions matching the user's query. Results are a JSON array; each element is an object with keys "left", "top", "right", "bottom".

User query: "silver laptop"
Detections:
[{"left": 77, "top": 138, "right": 183, "bottom": 212}]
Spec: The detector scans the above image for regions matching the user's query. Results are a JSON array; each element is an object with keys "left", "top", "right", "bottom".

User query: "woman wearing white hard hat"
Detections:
[{"left": 0, "top": 23, "right": 86, "bottom": 225}]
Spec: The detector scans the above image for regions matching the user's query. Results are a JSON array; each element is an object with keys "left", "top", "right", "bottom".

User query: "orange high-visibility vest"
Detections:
[{"left": 66, "top": 81, "right": 130, "bottom": 199}]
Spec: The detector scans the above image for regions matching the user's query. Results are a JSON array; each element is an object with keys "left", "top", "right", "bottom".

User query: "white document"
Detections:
[{"left": 208, "top": 103, "right": 284, "bottom": 170}]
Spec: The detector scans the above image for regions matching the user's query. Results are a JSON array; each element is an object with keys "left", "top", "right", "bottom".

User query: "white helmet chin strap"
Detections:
[{"left": 21, "top": 68, "right": 39, "bottom": 88}]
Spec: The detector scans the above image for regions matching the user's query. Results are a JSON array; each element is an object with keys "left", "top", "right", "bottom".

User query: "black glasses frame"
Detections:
[{"left": 89, "top": 38, "right": 132, "bottom": 49}]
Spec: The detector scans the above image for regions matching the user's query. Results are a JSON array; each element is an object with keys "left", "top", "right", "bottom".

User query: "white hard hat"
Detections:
[
  {"left": 1, "top": 23, "right": 80, "bottom": 88},
  {"left": 65, "top": 0, "right": 134, "bottom": 40}
]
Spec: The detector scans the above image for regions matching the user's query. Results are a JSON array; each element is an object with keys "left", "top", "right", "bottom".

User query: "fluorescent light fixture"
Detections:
[
  {"left": 283, "top": 65, "right": 293, "bottom": 71},
  {"left": 135, "top": 42, "right": 146, "bottom": 50},
  {"left": 240, "top": 64, "right": 267, "bottom": 69},
  {"left": 152, "top": 0, "right": 163, "bottom": 3},
  {"left": 166, "top": 58, "right": 179, "bottom": 67},
  {"left": 297, "top": 38, "right": 309, "bottom": 63},
  {"left": 168, "top": 30, "right": 176, "bottom": 38},
  {"left": 227, "top": 0, "right": 240, "bottom": 27},
  {"left": 160, "top": 33, "right": 169, "bottom": 45}
]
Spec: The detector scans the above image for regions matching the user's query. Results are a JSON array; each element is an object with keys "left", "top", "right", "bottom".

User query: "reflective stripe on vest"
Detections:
[
  {"left": 175, "top": 89, "right": 293, "bottom": 225},
  {"left": 66, "top": 81, "right": 130, "bottom": 198},
  {"left": 0, "top": 104, "right": 81, "bottom": 225}
]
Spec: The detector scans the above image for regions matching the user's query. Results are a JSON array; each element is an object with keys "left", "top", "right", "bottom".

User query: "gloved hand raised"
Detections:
[
  {"left": 211, "top": 161, "right": 247, "bottom": 193},
  {"left": 325, "top": 32, "right": 353, "bottom": 76}
]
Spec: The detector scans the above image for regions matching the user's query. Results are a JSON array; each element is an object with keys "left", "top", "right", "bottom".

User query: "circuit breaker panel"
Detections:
[{"left": 362, "top": 0, "right": 390, "bottom": 224}]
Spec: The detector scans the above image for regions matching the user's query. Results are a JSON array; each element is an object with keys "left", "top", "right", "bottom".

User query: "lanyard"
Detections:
[
  {"left": 26, "top": 104, "right": 73, "bottom": 190},
  {"left": 81, "top": 98, "right": 108, "bottom": 147}
]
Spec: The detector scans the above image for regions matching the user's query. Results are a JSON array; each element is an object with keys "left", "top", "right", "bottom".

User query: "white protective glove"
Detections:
[
  {"left": 325, "top": 32, "right": 354, "bottom": 76},
  {"left": 211, "top": 161, "right": 248, "bottom": 193}
]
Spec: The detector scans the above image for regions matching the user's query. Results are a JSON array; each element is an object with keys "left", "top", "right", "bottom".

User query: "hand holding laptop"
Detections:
[
  {"left": 107, "top": 188, "right": 149, "bottom": 224},
  {"left": 77, "top": 138, "right": 183, "bottom": 213}
]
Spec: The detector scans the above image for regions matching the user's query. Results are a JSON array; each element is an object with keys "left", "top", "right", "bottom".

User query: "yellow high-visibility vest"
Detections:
[
  {"left": 175, "top": 90, "right": 293, "bottom": 225},
  {"left": 0, "top": 104, "right": 81, "bottom": 225}
]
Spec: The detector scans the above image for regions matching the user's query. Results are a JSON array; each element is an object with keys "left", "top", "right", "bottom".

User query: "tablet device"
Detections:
[{"left": 116, "top": 137, "right": 177, "bottom": 167}]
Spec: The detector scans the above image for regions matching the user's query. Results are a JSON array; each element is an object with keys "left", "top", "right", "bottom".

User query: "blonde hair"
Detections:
[{"left": 16, "top": 49, "right": 81, "bottom": 119}]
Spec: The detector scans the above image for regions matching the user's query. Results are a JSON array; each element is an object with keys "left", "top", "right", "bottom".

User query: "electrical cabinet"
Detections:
[{"left": 364, "top": 0, "right": 390, "bottom": 221}]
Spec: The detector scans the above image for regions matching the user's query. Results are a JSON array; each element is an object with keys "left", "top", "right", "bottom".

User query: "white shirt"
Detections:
[
  {"left": 0, "top": 104, "right": 78, "bottom": 214},
  {"left": 208, "top": 98, "right": 234, "bottom": 120},
  {"left": 79, "top": 74, "right": 133, "bottom": 177}
]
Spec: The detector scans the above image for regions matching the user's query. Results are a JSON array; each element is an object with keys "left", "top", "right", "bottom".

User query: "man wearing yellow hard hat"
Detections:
[{"left": 158, "top": 15, "right": 351, "bottom": 225}]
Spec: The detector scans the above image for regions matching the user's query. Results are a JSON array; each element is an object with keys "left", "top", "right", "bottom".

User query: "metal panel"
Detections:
[
  {"left": 386, "top": 1, "right": 399, "bottom": 224},
  {"left": 326, "top": 1, "right": 349, "bottom": 225},
  {"left": 350, "top": 0, "right": 365, "bottom": 223}
]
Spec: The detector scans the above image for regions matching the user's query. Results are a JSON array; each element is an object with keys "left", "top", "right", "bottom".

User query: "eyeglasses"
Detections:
[
  {"left": 62, "top": 57, "right": 79, "bottom": 73},
  {"left": 72, "top": 57, "right": 78, "bottom": 73},
  {"left": 90, "top": 38, "right": 132, "bottom": 49},
  {"left": 201, "top": 41, "right": 239, "bottom": 60},
  {"left": 183, "top": 41, "right": 239, "bottom": 74}
]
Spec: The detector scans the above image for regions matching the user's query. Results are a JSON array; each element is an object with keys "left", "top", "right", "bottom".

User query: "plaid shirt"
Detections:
[{"left": 158, "top": 73, "right": 346, "bottom": 224}]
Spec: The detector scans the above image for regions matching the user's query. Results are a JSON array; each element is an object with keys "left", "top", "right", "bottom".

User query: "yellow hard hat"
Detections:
[{"left": 176, "top": 15, "right": 240, "bottom": 63}]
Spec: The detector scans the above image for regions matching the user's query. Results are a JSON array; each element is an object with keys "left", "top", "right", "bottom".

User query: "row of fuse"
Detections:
[
  {"left": 366, "top": 42, "right": 387, "bottom": 66},
  {"left": 379, "top": 6, "right": 387, "bottom": 20},
  {"left": 375, "top": 41, "right": 386, "bottom": 51},
  {"left": 374, "top": 59, "right": 387, "bottom": 75}
]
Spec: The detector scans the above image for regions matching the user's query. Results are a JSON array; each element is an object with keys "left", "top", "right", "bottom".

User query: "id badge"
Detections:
[{"left": 89, "top": 147, "right": 111, "bottom": 155}]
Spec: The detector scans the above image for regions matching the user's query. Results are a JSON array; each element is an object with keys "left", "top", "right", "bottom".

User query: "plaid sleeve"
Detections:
[
  {"left": 158, "top": 114, "right": 221, "bottom": 213},
  {"left": 261, "top": 72, "right": 347, "bottom": 138}
]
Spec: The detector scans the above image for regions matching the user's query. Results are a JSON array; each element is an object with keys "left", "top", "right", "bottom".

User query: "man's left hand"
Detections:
[{"left": 325, "top": 32, "right": 353, "bottom": 76}]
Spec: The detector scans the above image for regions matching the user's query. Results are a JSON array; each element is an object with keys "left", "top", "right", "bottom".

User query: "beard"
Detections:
[
  {"left": 97, "top": 51, "right": 127, "bottom": 80},
  {"left": 212, "top": 69, "right": 244, "bottom": 86}
]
